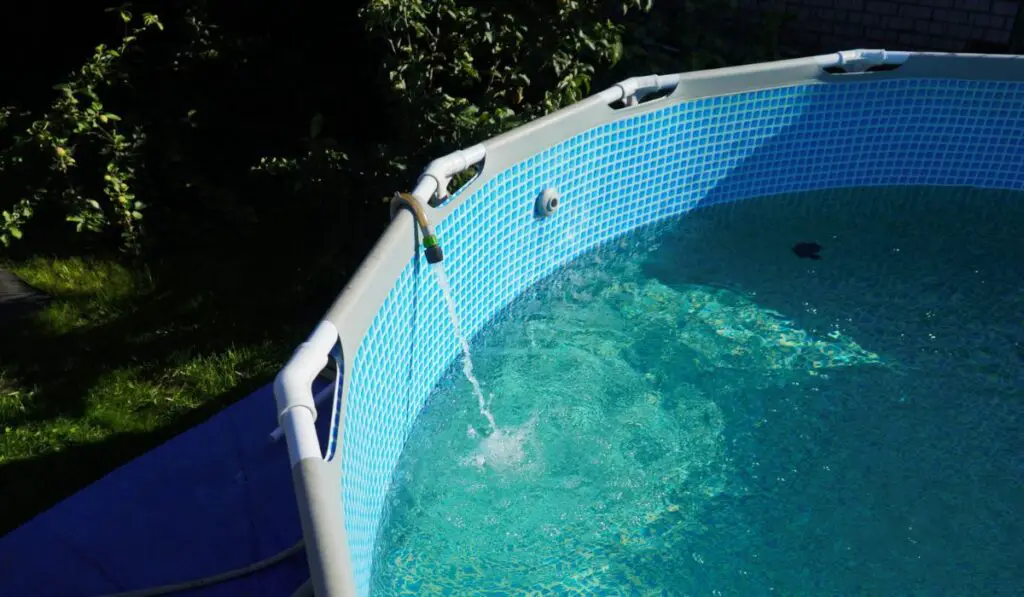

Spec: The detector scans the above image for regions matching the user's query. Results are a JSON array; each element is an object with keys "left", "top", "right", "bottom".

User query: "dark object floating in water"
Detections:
[{"left": 792, "top": 242, "right": 823, "bottom": 260}]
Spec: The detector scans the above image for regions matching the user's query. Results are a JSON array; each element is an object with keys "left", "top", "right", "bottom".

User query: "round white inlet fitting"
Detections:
[{"left": 535, "top": 188, "right": 560, "bottom": 218}]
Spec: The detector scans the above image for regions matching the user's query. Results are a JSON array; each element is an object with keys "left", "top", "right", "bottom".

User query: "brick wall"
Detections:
[{"left": 738, "top": 0, "right": 1022, "bottom": 54}]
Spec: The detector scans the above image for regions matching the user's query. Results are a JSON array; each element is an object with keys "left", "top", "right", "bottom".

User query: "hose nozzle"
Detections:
[{"left": 421, "top": 232, "right": 444, "bottom": 264}]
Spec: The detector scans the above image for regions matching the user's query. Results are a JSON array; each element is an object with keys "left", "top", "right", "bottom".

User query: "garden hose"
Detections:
[
  {"left": 94, "top": 540, "right": 305, "bottom": 597},
  {"left": 391, "top": 191, "right": 444, "bottom": 263}
]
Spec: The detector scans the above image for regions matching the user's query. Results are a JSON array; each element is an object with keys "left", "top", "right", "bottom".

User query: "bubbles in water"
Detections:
[{"left": 465, "top": 413, "right": 540, "bottom": 472}]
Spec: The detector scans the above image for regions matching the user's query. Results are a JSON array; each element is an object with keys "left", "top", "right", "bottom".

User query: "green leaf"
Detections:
[
  {"left": 8, "top": 226, "right": 22, "bottom": 240},
  {"left": 142, "top": 13, "right": 163, "bottom": 30}
]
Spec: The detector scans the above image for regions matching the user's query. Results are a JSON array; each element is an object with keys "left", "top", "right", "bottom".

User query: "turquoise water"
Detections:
[{"left": 371, "top": 186, "right": 1024, "bottom": 595}]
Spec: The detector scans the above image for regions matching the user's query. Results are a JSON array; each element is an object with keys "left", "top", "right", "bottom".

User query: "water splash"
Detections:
[
  {"left": 467, "top": 412, "right": 541, "bottom": 472},
  {"left": 430, "top": 262, "right": 498, "bottom": 434}
]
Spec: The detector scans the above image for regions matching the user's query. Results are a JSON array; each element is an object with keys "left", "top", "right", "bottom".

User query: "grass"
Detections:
[{"left": 0, "top": 240, "right": 356, "bottom": 535}]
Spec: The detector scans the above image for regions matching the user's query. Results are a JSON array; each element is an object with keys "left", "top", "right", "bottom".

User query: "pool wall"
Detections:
[{"left": 272, "top": 50, "right": 1024, "bottom": 596}]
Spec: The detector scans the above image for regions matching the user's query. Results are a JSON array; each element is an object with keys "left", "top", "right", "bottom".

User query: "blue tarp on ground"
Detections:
[{"left": 0, "top": 382, "right": 326, "bottom": 597}]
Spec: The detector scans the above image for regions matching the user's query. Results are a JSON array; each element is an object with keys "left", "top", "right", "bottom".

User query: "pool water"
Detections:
[{"left": 370, "top": 186, "right": 1024, "bottom": 595}]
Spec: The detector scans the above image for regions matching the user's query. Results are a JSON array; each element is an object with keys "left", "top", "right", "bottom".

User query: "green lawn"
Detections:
[{"left": 0, "top": 244, "right": 352, "bottom": 535}]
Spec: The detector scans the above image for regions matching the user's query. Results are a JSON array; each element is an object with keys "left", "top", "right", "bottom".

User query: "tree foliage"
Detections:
[
  {"left": 0, "top": 8, "right": 162, "bottom": 251},
  {"left": 0, "top": 0, "right": 786, "bottom": 255},
  {"left": 360, "top": 0, "right": 649, "bottom": 158}
]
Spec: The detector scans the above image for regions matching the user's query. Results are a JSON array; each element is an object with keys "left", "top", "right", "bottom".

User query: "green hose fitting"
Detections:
[{"left": 422, "top": 233, "right": 444, "bottom": 264}]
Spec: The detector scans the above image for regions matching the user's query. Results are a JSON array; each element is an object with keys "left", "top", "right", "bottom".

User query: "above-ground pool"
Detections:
[
  {"left": 372, "top": 186, "right": 1024, "bottom": 595},
  {"left": 272, "top": 50, "right": 1024, "bottom": 596}
]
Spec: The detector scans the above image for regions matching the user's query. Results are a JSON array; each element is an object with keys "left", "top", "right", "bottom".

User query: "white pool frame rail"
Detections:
[{"left": 272, "top": 49, "right": 1024, "bottom": 596}]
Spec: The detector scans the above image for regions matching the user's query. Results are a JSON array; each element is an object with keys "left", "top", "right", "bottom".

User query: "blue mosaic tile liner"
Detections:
[{"left": 335, "top": 77, "right": 1024, "bottom": 595}]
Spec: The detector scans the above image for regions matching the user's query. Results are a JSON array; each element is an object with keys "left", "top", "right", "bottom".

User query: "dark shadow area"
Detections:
[
  {"left": 0, "top": 227, "right": 363, "bottom": 428},
  {"left": 0, "top": 268, "right": 50, "bottom": 327}
]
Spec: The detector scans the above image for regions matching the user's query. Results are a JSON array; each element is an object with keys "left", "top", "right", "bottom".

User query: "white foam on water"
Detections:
[{"left": 465, "top": 413, "right": 541, "bottom": 472}]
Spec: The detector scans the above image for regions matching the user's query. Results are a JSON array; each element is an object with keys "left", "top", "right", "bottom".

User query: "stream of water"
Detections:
[{"left": 429, "top": 262, "right": 498, "bottom": 436}]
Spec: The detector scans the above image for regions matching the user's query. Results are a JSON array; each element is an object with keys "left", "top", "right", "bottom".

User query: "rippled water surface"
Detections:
[{"left": 371, "top": 186, "right": 1024, "bottom": 595}]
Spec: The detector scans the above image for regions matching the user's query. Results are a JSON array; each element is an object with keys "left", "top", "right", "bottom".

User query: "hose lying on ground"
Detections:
[{"left": 95, "top": 540, "right": 305, "bottom": 597}]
